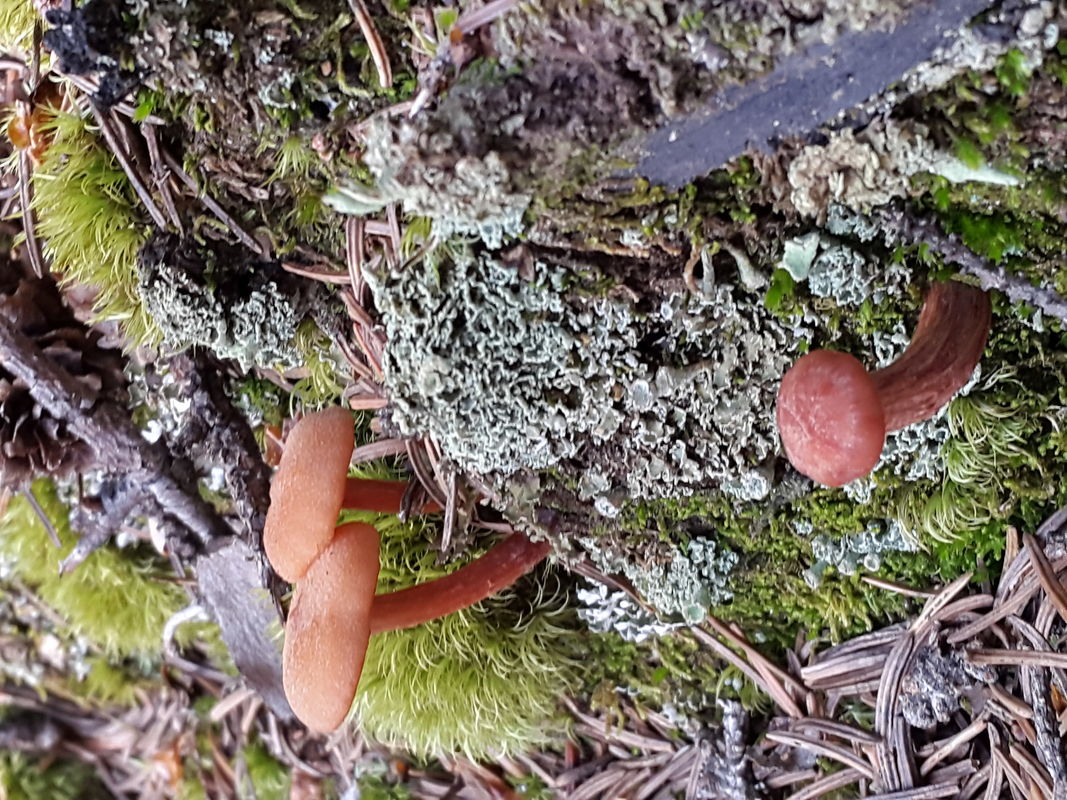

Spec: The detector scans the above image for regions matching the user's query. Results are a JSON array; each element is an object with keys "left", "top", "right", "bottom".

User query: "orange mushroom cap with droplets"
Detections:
[
  {"left": 264, "top": 407, "right": 354, "bottom": 582},
  {"left": 282, "top": 521, "right": 380, "bottom": 733}
]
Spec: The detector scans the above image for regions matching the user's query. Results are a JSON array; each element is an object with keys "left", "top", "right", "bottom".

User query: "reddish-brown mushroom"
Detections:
[
  {"left": 776, "top": 281, "right": 991, "bottom": 487},
  {"left": 264, "top": 411, "right": 552, "bottom": 732},
  {"left": 263, "top": 407, "right": 355, "bottom": 582},
  {"left": 282, "top": 521, "right": 380, "bottom": 733},
  {"left": 280, "top": 526, "right": 548, "bottom": 732}
]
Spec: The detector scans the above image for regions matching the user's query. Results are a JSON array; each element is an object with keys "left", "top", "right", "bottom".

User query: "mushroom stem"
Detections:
[
  {"left": 871, "top": 281, "right": 991, "bottom": 431},
  {"left": 776, "top": 280, "right": 991, "bottom": 487},
  {"left": 369, "top": 532, "right": 551, "bottom": 634},
  {"left": 343, "top": 477, "right": 442, "bottom": 515}
]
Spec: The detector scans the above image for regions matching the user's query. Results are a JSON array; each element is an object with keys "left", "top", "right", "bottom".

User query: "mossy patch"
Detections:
[
  {"left": 0, "top": 753, "right": 109, "bottom": 800},
  {"left": 0, "top": 479, "right": 187, "bottom": 660},
  {"left": 31, "top": 110, "right": 157, "bottom": 346},
  {"left": 340, "top": 499, "right": 585, "bottom": 759}
]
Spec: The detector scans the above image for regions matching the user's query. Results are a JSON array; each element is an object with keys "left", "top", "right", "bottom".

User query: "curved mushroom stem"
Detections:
[
  {"left": 871, "top": 281, "right": 991, "bottom": 431},
  {"left": 776, "top": 280, "right": 991, "bottom": 487},
  {"left": 343, "top": 477, "right": 442, "bottom": 515},
  {"left": 369, "top": 532, "right": 551, "bottom": 634}
]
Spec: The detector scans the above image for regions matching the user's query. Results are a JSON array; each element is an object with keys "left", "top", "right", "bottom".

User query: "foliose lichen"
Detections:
[
  {"left": 137, "top": 234, "right": 305, "bottom": 371},
  {"left": 576, "top": 582, "right": 684, "bottom": 643},
  {"left": 368, "top": 244, "right": 796, "bottom": 505},
  {"left": 786, "top": 120, "right": 1023, "bottom": 221},
  {"left": 898, "top": 645, "right": 995, "bottom": 728},
  {"left": 360, "top": 111, "right": 531, "bottom": 249},
  {"left": 581, "top": 534, "right": 738, "bottom": 622},
  {"left": 801, "top": 518, "right": 918, "bottom": 588}
]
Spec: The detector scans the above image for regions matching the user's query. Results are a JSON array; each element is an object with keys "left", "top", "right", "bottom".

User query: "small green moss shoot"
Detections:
[
  {"left": 32, "top": 110, "right": 158, "bottom": 346},
  {"left": 0, "top": 753, "right": 109, "bottom": 800},
  {"left": 239, "top": 740, "right": 290, "bottom": 800},
  {"left": 341, "top": 493, "right": 583, "bottom": 760},
  {"left": 0, "top": 479, "right": 187, "bottom": 660},
  {"left": 64, "top": 655, "right": 148, "bottom": 707},
  {"left": 290, "top": 319, "right": 346, "bottom": 408},
  {"left": 0, "top": 0, "right": 38, "bottom": 53},
  {"left": 266, "top": 135, "right": 321, "bottom": 185}
]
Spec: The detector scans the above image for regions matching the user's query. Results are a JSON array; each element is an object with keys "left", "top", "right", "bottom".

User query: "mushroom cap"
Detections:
[
  {"left": 264, "top": 407, "right": 355, "bottom": 583},
  {"left": 776, "top": 350, "right": 886, "bottom": 487},
  {"left": 282, "top": 521, "right": 381, "bottom": 733}
]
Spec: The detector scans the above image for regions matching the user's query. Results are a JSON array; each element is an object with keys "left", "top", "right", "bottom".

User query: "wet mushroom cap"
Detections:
[
  {"left": 776, "top": 349, "right": 886, "bottom": 488},
  {"left": 264, "top": 407, "right": 355, "bottom": 583},
  {"left": 282, "top": 521, "right": 381, "bottom": 733}
]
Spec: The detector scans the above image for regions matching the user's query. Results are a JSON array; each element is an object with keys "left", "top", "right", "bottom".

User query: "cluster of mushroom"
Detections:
[
  {"left": 776, "top": 281, "right": 992, "bottom": 486},
  {"left": 264, "top": 407, "right": 551, "bottom": 733}
]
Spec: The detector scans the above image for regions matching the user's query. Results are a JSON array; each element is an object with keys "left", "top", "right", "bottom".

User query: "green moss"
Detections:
[
  {"left": 343, "top": 508, "right": 584, "bottom": 759},
  {"left": 995, "top": 49, "right": 1034, "bottom": 98},
  {"left": 290, "top": 319, "right": 346, "bottom": 408},
  {"left": 240, "top": 741, "right": 290, "bottom": 800},
  {"left": 0, "top": 0, "right": 36, "bottom": 52},
  {"left": 0, "top": 753, "right": 109, "bottom": 800},
  {"left": 65, "top": 655, "right": 150, "bottom": 707},
  {"left": 32, "top": 111, "right": 157, "bottom": 346},
  {"left": 354, "top": 771, "right": 414, "bottom": 800},
  {"left": 0, "top": 480, "right": 187, "bottom": 660}
]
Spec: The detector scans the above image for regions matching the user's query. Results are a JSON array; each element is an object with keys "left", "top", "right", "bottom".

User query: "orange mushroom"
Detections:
[
  {"left": 282, "top": 521, "right": 380, "bottom": 733},
  {"left": 776, "top": 281, "right": 991, "bottom": 487},
  {"left": 263, "top": 407, "right": 354, "bottom": 582},
  {"left": 370, "top": 532, "right": 551, "bottom": 634},
  {"left": 265, "top": 409, "right": 552, "bottom": 733}
]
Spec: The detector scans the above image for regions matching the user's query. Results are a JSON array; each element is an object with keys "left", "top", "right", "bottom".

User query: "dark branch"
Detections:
[
  {"left": 0, "top": 315, "right": 229, "bottom": 551},
  {"left": 878, "top": 205, "right": 1067, "bottom": 325}
]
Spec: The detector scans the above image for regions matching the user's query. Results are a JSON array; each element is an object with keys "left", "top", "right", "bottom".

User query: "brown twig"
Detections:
[
  {"left": 88, "top": 103, "right": 169, "bottom": 229},
  {"left": 0, "top": 314, "right": 227, "bottom": 551},
  {"left": 159, "top": 149, "right": 265, "bottom": 256},
  {"left": 16, "top": 151, "right": 45, "bottom": 278},
  {"left": 346, "top": 0, "right": 392, "bottom": 89}
]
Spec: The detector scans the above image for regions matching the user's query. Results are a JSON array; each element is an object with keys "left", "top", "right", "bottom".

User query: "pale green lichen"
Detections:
[
  {"left": 576, "top": 582, "right": 683, "bottom": 643},
  {"left": 580, "top": 534, "right": 738, "bottom": 622},
  {"left": 801, "top": 519, "right": 918, "bottom": 588},
  {"left": 778, "top": 227, "right": 912, "bottom": 308},
  {"left": 360, "top": 112, "right": 531, "bottom": 248},
  {"left": 138, "top": 236, "right": 304, "bottom": 371},
  {"left": 369, "top": 244, "right": 795, "bottom": 504},
  {"left": 786, "top": 120, "right": 1027, "bottom": 220}
]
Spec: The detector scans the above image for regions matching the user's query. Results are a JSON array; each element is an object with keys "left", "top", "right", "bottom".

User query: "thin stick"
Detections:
[
  {"left": 763, "top": 731, "right": 875, "bottom": 780},
  {"left": 21, "top": 486, "right": 61, "bottom": 548},
  {"left": 160, "top": 150, "right": 265, "bottom": 256},
  {"left": 968, "top": 649, "right": 1067, "bottom": 669},
  {"left": 142, "top": 124, "right": 182, "bottom": 231},
  {"left": 346, "top": 0, "right": 392, "bottom": 89},
  {"left": 862, "top": 575, "right": 935, "bottom": 598},
  {"left": 17, "top": 151, "right": 45, "bottom": 277},
  {"left": 785, "top": 768, "right": 862, "bottom": 800},
  {"left": 281, "top": 261, "right": 350, "bottom": 284},
  {"left": 919, "top": 714, "right": 988, "bottom": 776},
  {"left": 89, "top": 104, "right": 168, "bottom": 229},
  {"left": 1022, "top": 532, "right": 1067, "bottom": 624}
]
